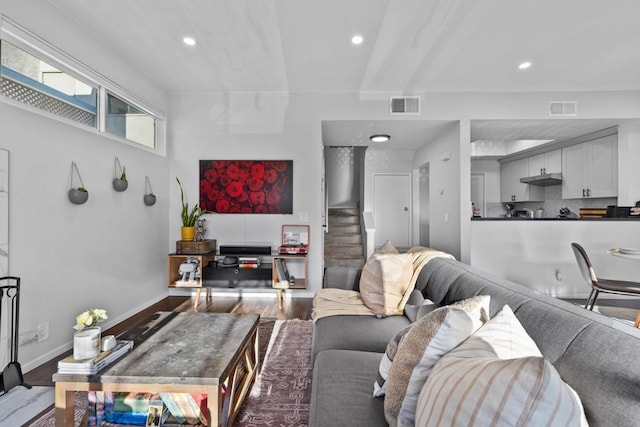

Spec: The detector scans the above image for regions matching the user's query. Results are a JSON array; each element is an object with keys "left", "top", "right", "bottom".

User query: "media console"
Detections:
[{"left": 167, "top": 246, "right": 307, "bottom": 309}]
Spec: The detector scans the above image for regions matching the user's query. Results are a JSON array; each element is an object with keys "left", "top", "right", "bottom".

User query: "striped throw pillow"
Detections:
[
  {"left": 373, "top": 324, "right": 413, "bottom": 397},
  {"left": 359, "top": 253, "right": 413, "bottom": 316},
  {"left": 415, "top": 305, "right": 588, "bottom": 427}
]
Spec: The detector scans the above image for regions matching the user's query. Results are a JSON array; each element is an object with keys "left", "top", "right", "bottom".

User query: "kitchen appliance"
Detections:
[
  {"left": 558, "top": 207, "right": 578, "bottom": 219},
  {"left": 515, "top": 209, "right": 534, "bottom": 219},
  {"left": 505, "top": 203, "right": 515, "bottom": 218},
  {"left": 520, "top": 173, "right": 563, "bottom": 186}
]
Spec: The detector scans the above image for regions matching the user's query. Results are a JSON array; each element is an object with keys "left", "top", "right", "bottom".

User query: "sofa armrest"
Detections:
[{"left": 323, "top": 266, "right": 362, "bottom": 291}]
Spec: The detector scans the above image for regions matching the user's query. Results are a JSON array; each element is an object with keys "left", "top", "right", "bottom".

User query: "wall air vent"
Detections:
[
  {"left": 549, "top": 101, "right": 577, "bottom": 116},
  {"left": 390, "top": 96, "right": 421, "bottom": 115}
]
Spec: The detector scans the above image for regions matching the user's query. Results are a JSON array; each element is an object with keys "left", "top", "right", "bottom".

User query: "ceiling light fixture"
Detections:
[
  {"left": 351, "top": 34, "right": 364, "bottom": 45},
  {"left": 183, "top": 36, "right": 196, "bottom": 46},
  {"left": 370, "top": 134, "right": 390, "bottom": 143},
  {"left": 518, "top": 61, "right": 532, "bottom": 70}
]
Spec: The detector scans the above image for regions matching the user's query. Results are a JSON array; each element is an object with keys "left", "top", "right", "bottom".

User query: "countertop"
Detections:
[{"left": 472, "top": 216, "right": 640, "bottom": 221}]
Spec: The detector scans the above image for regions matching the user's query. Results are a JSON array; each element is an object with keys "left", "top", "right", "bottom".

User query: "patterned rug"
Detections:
[
  {"left": 235, "top": 319, "right": 313, "bottom": 427},
  {"left": 28, "top": 319, "right": 312, "bottom": 426}
]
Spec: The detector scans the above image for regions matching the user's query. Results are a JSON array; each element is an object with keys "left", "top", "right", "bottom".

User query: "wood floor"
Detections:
[{"left": 24, "top": 295, "right": 313, "bottom": 387}]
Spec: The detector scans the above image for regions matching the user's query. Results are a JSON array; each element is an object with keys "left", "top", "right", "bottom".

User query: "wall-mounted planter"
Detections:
[
  {"left": 68, "top": 187, "right": 89, "bottom": 205},
  {"left": 112, "top": 178, "right": 128, "bottom": 192},
  {"left": 112, "top": 157, "right": 128, "bottom": 192},
  {"left": 144, "top": 193, "right": 156, "bottom": 206},
  {"left": 68, "top": 161, "right": 88, "bottom": 205},
  {"left": 143, "top": 176, "right": 156, "bottom": 206}
]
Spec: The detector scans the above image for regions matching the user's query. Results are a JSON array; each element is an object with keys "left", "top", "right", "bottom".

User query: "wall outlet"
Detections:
[
  {"left": 37, "top": 321, "right": 50, "bottom": 342},
  {"left": 19, "top": 330, "right": 38, "bottom": 346}
]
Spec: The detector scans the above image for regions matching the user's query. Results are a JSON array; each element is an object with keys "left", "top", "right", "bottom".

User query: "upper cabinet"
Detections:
[
  {"left": 562, "top": 134, "right": 618, "bottom": 199},
  {"left": 501, "top": 158, "right": 544, "bottom": 202},
  {"left": 528, "top": 149, "right": 561, "bottom": 175}
]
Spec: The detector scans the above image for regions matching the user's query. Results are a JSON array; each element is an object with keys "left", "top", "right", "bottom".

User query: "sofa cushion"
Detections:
[
  {"left": 384, "top": 295, "right": 490, "bottom": 427},
  {"left": 310, "top": 349, "right": 388, "bottom": 427},
  {"left": 312, "top": 314, "right": 411, "bottom": 362},
  {"left": 359, "top": 253, "right": 413, "bottom": 316}
]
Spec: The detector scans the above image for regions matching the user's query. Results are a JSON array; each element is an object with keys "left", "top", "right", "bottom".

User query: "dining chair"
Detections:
[{"left": 571, "top": 243, "right": 640, "bottom": 320}]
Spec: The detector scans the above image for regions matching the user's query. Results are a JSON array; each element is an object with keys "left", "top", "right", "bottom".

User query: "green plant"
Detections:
[
  {"left": 77, "top": 187, "right": 87, "bottom": 192},
  {"left": 120, "top": 166, "right": 127, "bottom": 181},
  {"left": 176, "top": 177, "right": 202, "bottom": 226}
]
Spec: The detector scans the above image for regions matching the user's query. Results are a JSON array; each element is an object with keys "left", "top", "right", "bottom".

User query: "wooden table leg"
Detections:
[
  {"left": 634, "top": 310, "right": 640, "bottom": 328},
  {"left": 54, "top": 384, "right": 75, "bottom": 427},
  {"left": 206, "top": 385, "right": 221, "bottom": 427}
]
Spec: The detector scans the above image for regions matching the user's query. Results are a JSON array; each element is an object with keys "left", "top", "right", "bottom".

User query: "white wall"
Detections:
[
  {"left": 412, "top": 123, "right": 462, "bottom": 259},
  {"left": 0, "top": 2, "right": 169, "bottom": 371}
]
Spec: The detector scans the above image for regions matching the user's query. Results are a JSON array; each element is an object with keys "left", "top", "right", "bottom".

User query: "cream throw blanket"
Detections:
[{"left": 312, "top": 247, "right": 454, "bottom": 321}]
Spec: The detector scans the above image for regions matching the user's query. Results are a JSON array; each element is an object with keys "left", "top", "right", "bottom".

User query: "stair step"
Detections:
[
  {"left": 324, "top": 255, "right": 366, "bottom": 268},
  {"left": 328, "top": 224, "right": 360, "bottom": 234},
  {"left": 328, "top": 215, "right": 360, "bottom": 226},
  {"left": 328, "top": 207, "right": 360, "bottom": 216},
  {"left": 325, "top": 244, "right": 364, "bottom": 256},
  {"left": 324, "top": 233, "right": 362, "bottom": 245}
]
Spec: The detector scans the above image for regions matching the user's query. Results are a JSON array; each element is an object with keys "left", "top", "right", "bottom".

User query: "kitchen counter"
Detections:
[{"left": 472, "top": 216, "right": 640, "bottom": 221}]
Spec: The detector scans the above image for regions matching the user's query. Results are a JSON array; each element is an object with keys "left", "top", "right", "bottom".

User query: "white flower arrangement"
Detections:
[{"left": 74, "top": 308, "right": 108, "bottom": 331}]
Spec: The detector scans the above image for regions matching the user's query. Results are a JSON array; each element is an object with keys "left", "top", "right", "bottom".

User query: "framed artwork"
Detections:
[{"left": 199, "top": 160, "right": 293, "bottom": 214}]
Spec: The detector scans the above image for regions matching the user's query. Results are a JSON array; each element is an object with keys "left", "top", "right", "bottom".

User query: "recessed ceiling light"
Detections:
[
  {"left": 370, "top": 134, "right": 390, "bottom": 143},
  {"left": 351, "top": 34, "right": 364, "bottom": 45},
  {"left": 518, "top": 61, "right": 532, "bottom": 70},
  {"left": 183, "top": 36, "right": 196, "bottom": 46}
]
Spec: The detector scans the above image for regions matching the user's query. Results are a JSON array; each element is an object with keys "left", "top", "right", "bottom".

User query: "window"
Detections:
[
  {"left": 1, "top": 40, "right": 98, "bottom": 127},
  {"left": 106, "top": 93, "right": 155, "bottom": 149},
  {"left": 0, "top": 16, "right": 163, "bottom": 151}
]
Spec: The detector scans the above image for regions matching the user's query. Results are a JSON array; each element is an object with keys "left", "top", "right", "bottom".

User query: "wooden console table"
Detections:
[{"left": 53, "top": 312, "right": 259, "bottom": 427}]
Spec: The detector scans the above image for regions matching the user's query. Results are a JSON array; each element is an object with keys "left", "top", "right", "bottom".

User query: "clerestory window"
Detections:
[{"left": 0, "top": 16, "right": 162, "bottom": 151}]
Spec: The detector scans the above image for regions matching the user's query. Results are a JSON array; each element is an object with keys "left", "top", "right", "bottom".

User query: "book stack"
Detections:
[
  {"left": 273, "top": 258, "right": 291, "bottom": 288},
  {"left": 238, "top": 256, "right": 260, "bottom": 269},
  {"left": 57, "top": 340, "right": 134, "bottom": 375},
  {"left": 159, "top": 393, "right": 209, "bottom": 425},
  {"left": 88, "top": 391, "right": 169, "bottom": 426}
]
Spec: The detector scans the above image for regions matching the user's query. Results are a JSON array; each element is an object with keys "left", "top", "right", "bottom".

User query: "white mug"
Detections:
[{"left": 101, "top": 335, "right": 117, "bottom": 351}]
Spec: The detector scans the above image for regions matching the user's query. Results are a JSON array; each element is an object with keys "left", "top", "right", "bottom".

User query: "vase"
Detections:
[
  {"left": 73, "top": 326, "right": 102, "bottom": 360},
  {"left": 181, "top": 226, "right": 195, "bottom": 241}
]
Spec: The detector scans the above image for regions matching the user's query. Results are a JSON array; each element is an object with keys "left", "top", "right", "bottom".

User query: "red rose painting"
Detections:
[{"left": 199, "top": 160, "right": 293, "bottom": 214}]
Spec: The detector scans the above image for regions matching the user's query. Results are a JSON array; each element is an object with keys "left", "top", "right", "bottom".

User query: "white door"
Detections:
[{"left": 373, "top": 174, "right": 411, "bottom": 248}]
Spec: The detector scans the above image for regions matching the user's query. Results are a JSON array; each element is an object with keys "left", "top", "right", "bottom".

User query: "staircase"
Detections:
[{"left": 324, "top": 208, "right": 366, "bottom": 268}]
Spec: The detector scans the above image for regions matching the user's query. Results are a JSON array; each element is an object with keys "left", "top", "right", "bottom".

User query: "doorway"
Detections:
[
  {"left": 373, "top": 173, "right": 411, "bottom": 248},
  {"left": 470, "top": 173, "right": 485, "bottom": 217}
]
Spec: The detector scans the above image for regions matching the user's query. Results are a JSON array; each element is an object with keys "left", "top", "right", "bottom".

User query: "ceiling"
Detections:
[{"left": 46, "top": 0, "right": 640, "bottom": 149}]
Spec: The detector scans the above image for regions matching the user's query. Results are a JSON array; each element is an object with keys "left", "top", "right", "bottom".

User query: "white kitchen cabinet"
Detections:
[
  {"left": 562, "top": 135, "right": 617, "bottom": 199},
  {"left": 528, "top": 149, "right": 561, "bottom": 175},
  {"left": 501, "top": 158, "right": 543, "bottom": 202}
]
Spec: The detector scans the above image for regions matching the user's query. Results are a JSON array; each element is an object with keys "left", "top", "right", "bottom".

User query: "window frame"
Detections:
[{"left": 0, "top": 14, "right": 165, "bottom": 154}]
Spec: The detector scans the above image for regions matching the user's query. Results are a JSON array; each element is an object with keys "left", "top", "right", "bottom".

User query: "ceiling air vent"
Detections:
[
  {"left": 549, "top": 101, "right": 577, "bottom": 117},
  {"left": 390, "top": 96, "right": 421, "bottom": 115}
]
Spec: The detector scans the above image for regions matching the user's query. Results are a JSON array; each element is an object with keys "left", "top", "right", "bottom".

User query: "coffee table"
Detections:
[{"left": 53, "top": 312, "right": 260, "bottom": 426}]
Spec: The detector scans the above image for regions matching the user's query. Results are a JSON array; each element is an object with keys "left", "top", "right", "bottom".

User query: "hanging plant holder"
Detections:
[
  {"left": 143, "top": 176, "right": 156, "bottom": 206},
  {"left": 112, "top": 157, "right": 128, "bottom": 192},
  {"left": 68, "top": 161, "right": 89, "bottom": 205}
]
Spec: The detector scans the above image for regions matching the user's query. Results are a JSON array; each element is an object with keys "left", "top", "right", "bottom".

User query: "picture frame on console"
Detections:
[{"left": 199, "top": 160, "right": 293, "bottom": 214}]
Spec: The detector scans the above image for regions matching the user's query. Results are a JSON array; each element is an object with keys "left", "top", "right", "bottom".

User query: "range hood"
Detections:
[{"left": 520, "top": 173, "right": 563, "bottom": 186}]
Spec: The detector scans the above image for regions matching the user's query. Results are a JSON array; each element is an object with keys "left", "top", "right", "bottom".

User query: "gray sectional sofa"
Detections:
[{"left": 310, "top": 257, "right": 640, "bottom": 427}]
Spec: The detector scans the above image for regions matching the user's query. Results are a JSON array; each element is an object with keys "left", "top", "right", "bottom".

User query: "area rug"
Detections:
[
  {"left": 235, "top": 319, "right": 313, "bottom": 427},
  {"left": 0, "top": 385, "right": 54, "bottom": 426},
  {"left": 28, "top": 319, "right": 312, "bottom": 427}
]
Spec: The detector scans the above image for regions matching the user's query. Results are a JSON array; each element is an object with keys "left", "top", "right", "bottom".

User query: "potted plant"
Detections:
[
  {"left": 112, "top": 157, "right": 128, "bottom": 192},
  {"left": 176, "top": 177, "right": 202, "bottom": 241},
  {"left": 143, "top": 176, "right": 156, "bottom": 206},
  {"left": 68, "top": 161, "right": 89, "bottom": 205}
]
